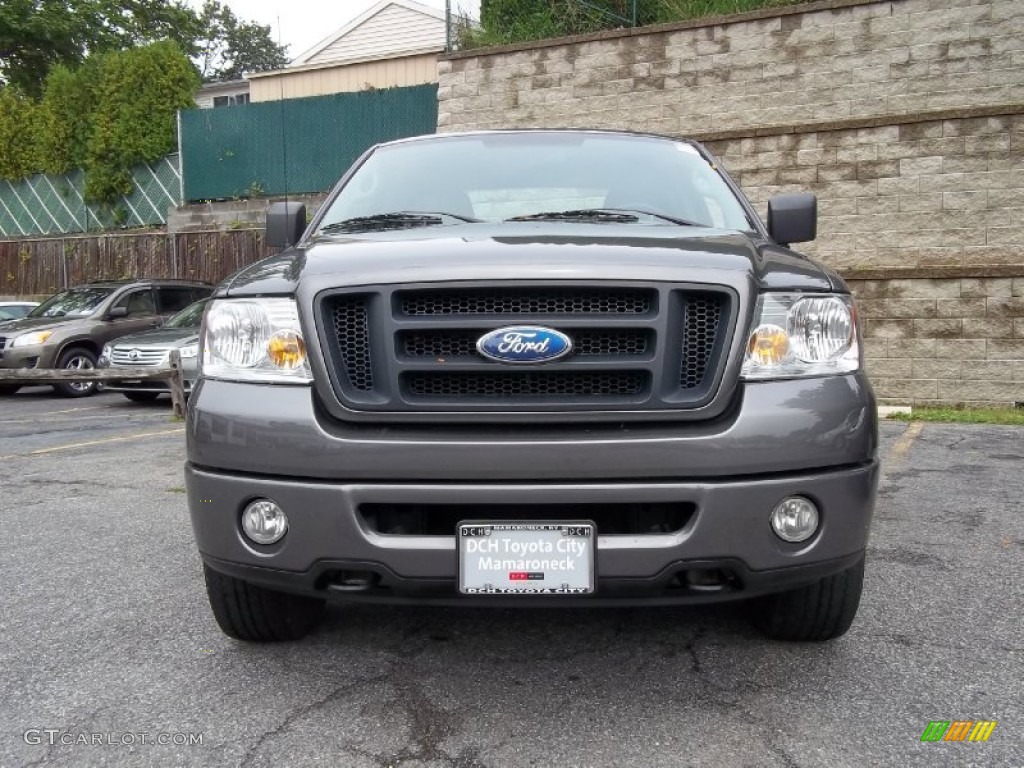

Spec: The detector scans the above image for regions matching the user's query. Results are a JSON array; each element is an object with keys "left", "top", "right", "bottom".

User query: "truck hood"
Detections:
[
  {"left": 108, "top": 328, "right": 199, "bottom": 348},
  {"left": 220, "top": 223, "right": 841, "bottom": 296}
]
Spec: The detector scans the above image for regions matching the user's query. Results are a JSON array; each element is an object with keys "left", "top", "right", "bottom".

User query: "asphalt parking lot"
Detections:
[{"left": 0, "top": 388, "right": 1021, "bottom": 767}]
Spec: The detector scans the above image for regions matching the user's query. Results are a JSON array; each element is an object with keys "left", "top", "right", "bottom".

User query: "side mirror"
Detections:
[
  {"left": 767, "top": 193, "right": 817, "bottom": 246},
  {"left": 108, "top": 306, "right": 128, "bottom": 319},
  {"left": 266, "top": 201, "right": 307, "bottom": 248}
]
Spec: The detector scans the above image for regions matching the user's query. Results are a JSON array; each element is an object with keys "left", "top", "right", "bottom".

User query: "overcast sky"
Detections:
[{"left": 193, "top": 0, "right": 481, "bottom": 61}]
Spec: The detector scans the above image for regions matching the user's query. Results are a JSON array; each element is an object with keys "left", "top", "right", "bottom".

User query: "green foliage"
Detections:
[
  {"left": 466, "top": 0, "right": 803, "bottom": 47},
  {"left": 0, "top": 0, "right": 200, "bottom": 96},
  {"left": 38, "top": 62, "right": 102, "bottom": 173},
  {"left": 0, "top": 88, "right": 42, "bottom": 178},
  {"left": 886, "top": 408, "right": 1024, "bottom": 426},
  {"left": 84, "top": 42, "right": 199, "bottom": 201},
  {"left": 194, "top": 1, "right": 289, "bottom": 83}
]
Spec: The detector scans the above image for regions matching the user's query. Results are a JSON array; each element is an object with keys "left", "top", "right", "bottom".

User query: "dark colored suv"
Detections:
[{"left": 0, "top": 279, "right": 213, "bottom": 397}]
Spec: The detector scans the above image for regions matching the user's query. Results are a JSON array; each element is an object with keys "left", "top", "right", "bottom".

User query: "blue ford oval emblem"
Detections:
[{"left": 476, "top": 326, "right": 572, "bottom": 364}]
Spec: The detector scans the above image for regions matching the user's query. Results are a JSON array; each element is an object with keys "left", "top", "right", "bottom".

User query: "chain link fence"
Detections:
[
  {"left": 179, "top": 84, "right": 438, "bottom": 202},
  {"left": 0, "top": 155, "right": 182, "bottom": 238}
]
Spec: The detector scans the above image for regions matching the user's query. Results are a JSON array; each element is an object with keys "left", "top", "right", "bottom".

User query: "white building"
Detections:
[{"left": 246, "top": 0, "right": 447, "bottom": 102}]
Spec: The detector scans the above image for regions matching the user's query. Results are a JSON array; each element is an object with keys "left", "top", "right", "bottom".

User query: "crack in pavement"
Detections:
[{"left": 237, "top": 674, "right": 389, "bottom": 768}]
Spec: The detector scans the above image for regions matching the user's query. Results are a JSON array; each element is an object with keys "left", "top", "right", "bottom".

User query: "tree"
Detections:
[
  {"left": 0, "top": 87, "right": 42, "bottom": 178},
  {"left": 38, "top": 61, "right": 103, "bottom": 173},
  {"left": 193, "top": 1, "right": 288, "bottom": 83},
  {"left": 85, "top": 41, "right": 199, "bottom": 201}
]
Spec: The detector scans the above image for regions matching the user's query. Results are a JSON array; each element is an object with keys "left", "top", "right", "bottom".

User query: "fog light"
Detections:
[
  {"left": 241, "top": 499, "right": 288, "bottom": 545},
  {"left": 770, "top": 496, "right": 819, "bottom": 542}
]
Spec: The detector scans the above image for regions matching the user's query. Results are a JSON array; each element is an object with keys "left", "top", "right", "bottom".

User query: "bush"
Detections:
[
  {"left": 85, "top": 42, "right": 199, "bottom": 201},
  {"left": 466, "top": 0, "right": 802, "bottom": 48},
  {"left": 38, "top": 62, "right": 102, "bottom": 174},
  {"left": 0, "top": 42, "right": 198, "bottom": 203},
  {"left": 0, "top": 88, "right": 42, "bottom": 179}
]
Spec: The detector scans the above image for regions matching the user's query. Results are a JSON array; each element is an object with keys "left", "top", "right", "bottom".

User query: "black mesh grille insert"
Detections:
[
  {"left": 327, "top": 297, "right": 373, "bottom": 391},
  {"left": 399, "top": 288, "right": 653, "bottom": 316},
  {"left": 400, "top": 329, "right": 650, "bottom": 359},
  {"left": 681, "top": 294, "right": 725, "bottom": 389},
  {"left": 406, "top": 371, "right": 647, "bottom": 398}
]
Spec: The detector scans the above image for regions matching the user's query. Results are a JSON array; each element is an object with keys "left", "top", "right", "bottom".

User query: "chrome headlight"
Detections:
[
  {"left": 178, "top": 343, "right": 199, "bottom": 360},
  {"left": 101, "top": 344, "right": 113, "bottom": 359},
  {"left": 741, "top": 293, "right": 859, "bottom": 380},
  {"left": 201, "top": 298, "right": 312, "bottom": 383},
  {"left": 12, "top": 330, "right": 54, "bottom": 348}
]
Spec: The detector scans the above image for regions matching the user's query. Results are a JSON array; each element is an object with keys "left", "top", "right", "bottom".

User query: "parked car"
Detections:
[
  {"left": 0, "top": 280, "right": 213, "bottom": 397},
  {"left": 98, "top": 298, "right": 209, "bottom": 402},
  {"left": 185, "top": 130, "right": 878, "bottom": 643},
  {"left": 0, "top": 301, "right": 38, "bottom": 321}
]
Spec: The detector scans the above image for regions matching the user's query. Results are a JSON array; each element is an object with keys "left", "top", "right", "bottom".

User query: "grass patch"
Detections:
[
  {"left": 886, "top": 407, "right": 1024, "bottom": 426},
  {"left": 167, "top": 486, "right": 186, "bottom": 494}
]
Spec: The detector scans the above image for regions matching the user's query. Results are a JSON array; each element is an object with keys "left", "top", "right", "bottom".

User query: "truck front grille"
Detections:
[
  {"left": 328, "top": 296, "right": 374, "bottom": 391},
  {"left": 406, "top": 370, "right": 649, "bottom": 398},
  {"left": 399, "top": 328, "right": 652, "bottom": 359},
  {"left": 400, "top": 288, "right": 652, "bottom": 316},
  {"left": 318, "top": 282, "right": 735, "bottom": 420}
]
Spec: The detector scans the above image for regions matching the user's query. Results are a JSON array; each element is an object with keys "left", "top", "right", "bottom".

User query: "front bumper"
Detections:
[
  {"left": 0, "top": 343, "right": 54, "bottom": 369},
  {"left": 188, "top": 463, "right": 877, "bottom": 604},
  {"left": 186, "top": 373, "right": 878, "bottom": 604}
]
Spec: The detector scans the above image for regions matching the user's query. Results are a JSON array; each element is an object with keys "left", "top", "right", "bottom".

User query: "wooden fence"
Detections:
[{"left": 0, "top": 229, "right": 276, "bottom": 297}]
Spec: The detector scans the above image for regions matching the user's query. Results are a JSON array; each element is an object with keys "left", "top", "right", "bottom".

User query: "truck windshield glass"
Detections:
[
  {"left": 317, "top": 133, "right": 753, "bottom": 233},
  {"left": 28, "top": 287, "right": 113, "bottom": 318}
]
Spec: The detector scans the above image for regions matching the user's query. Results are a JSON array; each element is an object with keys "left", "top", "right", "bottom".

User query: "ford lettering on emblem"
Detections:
[{"left": 476, "top": 326, "right": 572, "bottom": 364}]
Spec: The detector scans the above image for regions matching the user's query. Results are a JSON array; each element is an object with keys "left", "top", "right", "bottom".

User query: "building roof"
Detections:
[
  {"left": 196, "top": 79, "right": 250, "bottom": 95},
  {"left": 290, "top": 0, "right": 445, "bottom": 67}
]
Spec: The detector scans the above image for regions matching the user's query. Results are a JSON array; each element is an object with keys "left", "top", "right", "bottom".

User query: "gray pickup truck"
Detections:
[{"left": 186, "top": 130, "right": 878, "bottom": 643}]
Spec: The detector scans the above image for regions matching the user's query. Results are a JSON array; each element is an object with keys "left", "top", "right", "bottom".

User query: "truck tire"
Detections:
[
  {"left": 0, "top": 385, "right": 20, "bottom": 396},
  {"left": 751, "top": 557, "right": 864, "bottom": 641},
  {"left": 203, "top": 564, "right": 325, "bottom": 642},
  {"left": 53, "top": 347, "right": 98, "bottom": 397}
]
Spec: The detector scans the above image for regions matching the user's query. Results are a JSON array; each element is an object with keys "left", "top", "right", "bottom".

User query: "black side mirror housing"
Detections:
[
  {"left": 266, "top": 201, "right": 307, "bottom": 248},
  {"left": 767, "top": 193, "right": 817, "bottom": 246},
  {"left": 108, "top": 306, "right": 128, "bottom": 319}
]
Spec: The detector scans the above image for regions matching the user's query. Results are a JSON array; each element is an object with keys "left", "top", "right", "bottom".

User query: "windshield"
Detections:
[
  {"left": 317, "top": 133, "right": 753, "bottom": 233},
  {"left": 28, "top": 287, "right": 114, "bottom": 318},
  {"left": 163, "top": 298, "right": 209, "bottom": 329}
]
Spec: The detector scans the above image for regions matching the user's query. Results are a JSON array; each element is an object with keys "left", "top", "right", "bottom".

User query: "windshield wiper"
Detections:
[
  {"left": 597, "top": 208, "right": 701, "bottom": 226},
  {"left": 506, "top": 209, "right": 639, "bottom": 223},
  {"left": 506, "top": 208, "right": 700, "bottom": 226},
  {"left": 318, "top": 210, "right": 479, "bottom": 235}
]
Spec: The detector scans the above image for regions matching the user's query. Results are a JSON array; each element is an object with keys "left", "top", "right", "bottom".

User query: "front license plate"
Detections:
[{"left": 458, "top": 522, "right": 595, "bottom": 595}]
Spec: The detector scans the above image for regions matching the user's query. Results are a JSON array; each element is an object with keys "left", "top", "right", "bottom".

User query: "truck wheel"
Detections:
[
  {"left": 123, "top": 391, "right": 160, "bottom": 402},
  {"left": 0, "top": 385, "right": 20, "bottom": 396},
  {"left": 203, "top": 564, "right": 325, "bottom": 642},
  {"left": 751, "top": 557, "right": 864, "bottom": 641},
  {"left": 53, "top": 347, "right": 98, "bottom": 397}
]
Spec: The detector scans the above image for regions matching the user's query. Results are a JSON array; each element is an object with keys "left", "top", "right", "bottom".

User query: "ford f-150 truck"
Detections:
[{"left": 186, "top": 130, "right": 878, "bottom": 643}]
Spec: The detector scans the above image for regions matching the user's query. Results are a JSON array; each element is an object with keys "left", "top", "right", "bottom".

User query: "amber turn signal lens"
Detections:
[
  {"left": 267, "top": 330, "right": 307, "bottom": 370},
  {"left": 747, "top": 324, "right": 789, "bottom": 366}
]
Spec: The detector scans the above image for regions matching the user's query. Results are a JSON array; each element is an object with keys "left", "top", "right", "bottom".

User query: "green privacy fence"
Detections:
[
  {"left": 0, "top": 154, "right": 181, "bottom": 237},
  {"left": 179, "top": 84, "right": 438, "bottom": 202}
]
